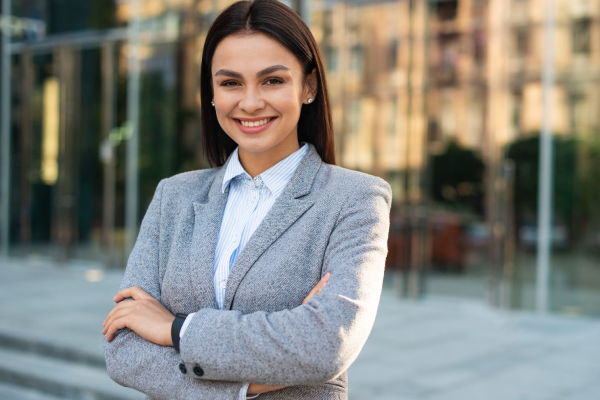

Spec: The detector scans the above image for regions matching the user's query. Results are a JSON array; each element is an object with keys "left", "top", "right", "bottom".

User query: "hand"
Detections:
[
  {"left": 302, "top": 272, "right": 331, "bottom": 304},
  {"left": 103, "top": 286, "right": 175, "bottom": 346},
  {"left": 247, "top": 273, "right": 331, "bottom": 395},
  {"left": 247, "top": 383, "right": 287, "bottom": 395}
]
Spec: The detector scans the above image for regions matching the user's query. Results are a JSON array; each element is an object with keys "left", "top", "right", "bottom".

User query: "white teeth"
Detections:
[{"left": 240, "top": 118, "right": 271, "bottom": 127}]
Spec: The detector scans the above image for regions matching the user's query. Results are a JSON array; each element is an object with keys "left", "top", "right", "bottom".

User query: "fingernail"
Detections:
[{"left": 323, "top": 273, "right": 331, "bottom": 282}]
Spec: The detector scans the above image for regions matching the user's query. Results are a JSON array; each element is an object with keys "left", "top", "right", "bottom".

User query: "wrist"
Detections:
[
  {"left": 165, "top": 316, "right": 175, "bottom": 346},
  {"left": 171, "top": 313, "right": 187, "bottom": 352}
]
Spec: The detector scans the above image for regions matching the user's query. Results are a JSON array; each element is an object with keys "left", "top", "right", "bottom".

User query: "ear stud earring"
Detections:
[
  {"left": 211, "top": 100, "right": 215, "bottom": 106},
  {"left": 307, "top": 98, "right": 313, "bottom": 103}
]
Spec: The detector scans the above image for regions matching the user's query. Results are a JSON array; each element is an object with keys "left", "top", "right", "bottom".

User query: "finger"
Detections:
[
  {"left": 248, "top": 383, "right": 287, "bottom": 394},
  {"left": 103, "top": 307, "right": 135, "bottom": 335},
  {"left": 103, "top": 300, "right": 137, "bottom": 327},
  {"left": 103, "top": 307, "right": 135, "bottom": 334},
  {"left": 302, "top": 273, "right": 331, "bottom": 304},
  {"left": 113, "top": 286, "right": 153, "bottom": 302},
  {"left": 113, "top": 286, "right": 150, "bottom": 302},
  {"left": 104, "top": 300, "right": 136, "bottom": 324},
  {"left": 113, "top": 288, "right": 134, "bottom": 303},
  {"left": 302, "top": 286, "right": 319, "bottom": 305},
  {"left": 105, "top": 316, "right": 129, "bottom": 342},
  {"left": 302, "top": 281, "right": 322, "bottom": 304},
  {"left": 314, "top": 272, "right": 331, "bottom": 293},
  {"left": 316, "top": 272, "right": 331, "bottom": 293}
]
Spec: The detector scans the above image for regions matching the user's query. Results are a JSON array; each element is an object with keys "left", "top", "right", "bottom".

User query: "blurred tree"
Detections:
[
  {"left": 506, "top": 134, "right": 600, "bottom": 245},
  {"left": 576, "top": 138, "right": 600, "bottom": 231},
  {"left": 48, "top": 0, "right": 90, "bottom": 33},
  {"left": 138, "top": 72, "right": 178, "bottom": 220},
  {"left": 89, "top": 0, "right": 116, "bottom": 29},
  {"left": 430, "top": 140, "right": 485, "bottom": 215},
  {"left": 507, "top": 135, "right": 574, "bottom": 228}
]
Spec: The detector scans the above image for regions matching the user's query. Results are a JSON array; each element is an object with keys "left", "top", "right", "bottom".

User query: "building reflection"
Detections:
[{"left": 1, "top": 0, "right": 600, "bottom": 316}]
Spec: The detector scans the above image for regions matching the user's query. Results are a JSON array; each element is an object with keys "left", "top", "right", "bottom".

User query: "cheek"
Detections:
[
  {"left": 213, "top": 89, "right": 236, "bottom": 107},
  {"left": 269, "top": 90, "right": 302, "bottom": 117},
  {"left": 213, "top": 93, "right": 237, "bottom": 122}
]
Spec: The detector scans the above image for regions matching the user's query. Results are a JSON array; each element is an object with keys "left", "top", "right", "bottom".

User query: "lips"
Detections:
[{"left": 234, "top": 117, "right": 277, "bottom": 134}]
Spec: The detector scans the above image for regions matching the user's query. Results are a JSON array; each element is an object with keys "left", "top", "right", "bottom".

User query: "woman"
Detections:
[{"left": 102, "top": 0, "right": 391, "bottom": 399}]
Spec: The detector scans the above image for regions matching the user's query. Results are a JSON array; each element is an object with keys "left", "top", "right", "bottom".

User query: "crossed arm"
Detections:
[{"left": 103, "top": 275, "right": 330, "bottom": 395}]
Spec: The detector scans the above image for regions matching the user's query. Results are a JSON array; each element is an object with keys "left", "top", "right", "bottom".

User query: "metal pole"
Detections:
[
  {"left": 300, "top": 0, "right": 311, "bottom": 27},
  {"left": 1, "top": 0, "right": 13, "bottom": 257},
  {"left": 101, "top": 41, "right": 117, "bottom": 268},
  {"left": 536, "top": 0, "right": 556, "bottom": 313},
  {"left": 125, "top": 0, "right": 141, "bottom": 260}
]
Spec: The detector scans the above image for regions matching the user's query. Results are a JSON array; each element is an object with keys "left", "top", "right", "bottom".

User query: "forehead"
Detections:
[{"left": 211, "top": 33, "right": 303, "bottom": 75}]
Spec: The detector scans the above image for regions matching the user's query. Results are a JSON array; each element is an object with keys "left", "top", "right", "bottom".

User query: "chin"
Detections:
[
  {"left": 236, "top": 139, "right": 279, "bottom": 154},
  {"left": 230, "top": 132, "right": 287, "bottom": 155}
]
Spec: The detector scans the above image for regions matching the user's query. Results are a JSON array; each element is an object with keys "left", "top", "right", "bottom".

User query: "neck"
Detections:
[{"left": 238, "top": 134, "right": 300, "bottom": 178}]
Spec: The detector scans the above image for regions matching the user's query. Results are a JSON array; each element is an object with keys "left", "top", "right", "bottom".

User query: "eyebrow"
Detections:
[
  {"left": 256, "top": 65, "right": 290, "bottom": 78},
  {"left": 214, "top": 65, "right": 290, "bottom": 79}
]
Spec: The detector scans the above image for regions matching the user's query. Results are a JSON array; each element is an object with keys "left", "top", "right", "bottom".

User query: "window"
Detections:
[
  {"left": 572, "top": 19, "right": 591, "bottom": 55},
  {"left": 389, "top": 96, "right": 397, "bottom": 137},
  {"left": 327, "top": 46, "right": 338, "bottom": 72},
  {"left": 435, "top": 34, "right": 459, "bottom": 84},
  {"left": 436, "top": 0, "right": 458, "bottom": 22},
  {"left": 349, "top": 45, "right": 363, "bottom": 72},
  {"left": 389, "top": 40, "right": 398, "bottom": 70},
  {"left": 514, "top": 28, "right": 529, "bottom": 57}
]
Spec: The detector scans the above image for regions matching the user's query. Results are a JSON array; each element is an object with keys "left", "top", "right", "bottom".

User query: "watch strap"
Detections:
[{"left": 171, "top": 313, "right": 187, "bottom": 353}]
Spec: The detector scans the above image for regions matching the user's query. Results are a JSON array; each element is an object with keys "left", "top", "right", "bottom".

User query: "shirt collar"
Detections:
[
  {"left": 222, "top": 143, "right": 309, "bottom": 200},
  {"left": 222, "top": 147, "right": 247, "bottom": 193}
]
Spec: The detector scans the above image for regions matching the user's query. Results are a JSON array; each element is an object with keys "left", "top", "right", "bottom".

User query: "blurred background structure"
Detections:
[
  {"left": 1, "top": 1, "right": 600, "bottom": 399},
  {"left": 2, "top": 0, "right": 600, "bottom": 314}
]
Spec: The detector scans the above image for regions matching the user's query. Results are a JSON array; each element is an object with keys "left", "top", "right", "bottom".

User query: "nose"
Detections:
[{"left": 238, "top": 87, "right": 265, "bottom": 114}]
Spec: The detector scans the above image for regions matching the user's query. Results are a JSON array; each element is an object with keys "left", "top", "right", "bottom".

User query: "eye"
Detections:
[
  {"left": 265, "top": 77, "right": 284, "bottom": 85},
  {"left": 220, "top": 80, "right": 240, "bottom": 87}
]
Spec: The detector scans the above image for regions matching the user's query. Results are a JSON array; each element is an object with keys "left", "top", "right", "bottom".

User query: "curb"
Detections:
[{"left": 0, "top": 332, "right": 105, "bottom": 368}]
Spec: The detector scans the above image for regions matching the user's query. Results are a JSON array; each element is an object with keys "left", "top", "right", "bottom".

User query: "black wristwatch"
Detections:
[{"left": 171, "top": 313, "right": 188, "bottom": 353}]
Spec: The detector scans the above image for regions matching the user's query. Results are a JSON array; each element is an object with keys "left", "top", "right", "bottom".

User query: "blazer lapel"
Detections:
[
  {"left": 189, "top": 164, "right": 229, "bottom": 310},
  {"left": 222, "top": 146, "right": 322, "bottom": 310}
]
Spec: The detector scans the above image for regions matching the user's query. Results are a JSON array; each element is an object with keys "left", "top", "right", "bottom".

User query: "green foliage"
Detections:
[
  {"left": 430, "top": 141, "right": 485, "bottom": 214},
  {"left": 89, "top": 0, "right": 116, "bottom": 29},
  {"left": 506, "top": 133, "right": 600, "bottom": 239},
  {"left": 507, "top": 135, "right": 574, "bottom": 223}
]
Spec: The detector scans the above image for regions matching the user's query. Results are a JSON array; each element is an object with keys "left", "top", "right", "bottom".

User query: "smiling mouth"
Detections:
[{"left": 236, "top": 117, "right": 275, "bottom": 128}]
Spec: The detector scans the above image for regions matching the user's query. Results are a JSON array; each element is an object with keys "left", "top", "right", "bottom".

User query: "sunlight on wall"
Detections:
[{"left": 42, "top": 77, "right": 60, "bottom": 186}]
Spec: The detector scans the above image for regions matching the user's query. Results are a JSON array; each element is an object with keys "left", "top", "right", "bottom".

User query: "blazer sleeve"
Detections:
[
  {"left": 103, "top": 179, "right": 245, "bottom": 400},
  {"left": 179, "top": 178, "right": 392, "bottom": 386}
]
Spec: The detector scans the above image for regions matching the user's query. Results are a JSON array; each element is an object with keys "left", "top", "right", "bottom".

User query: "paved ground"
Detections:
[
  {"left": 0, "top": 256, "right": 599, "bottom": 400},
  {"left": 350, "top": 291, "right": 600, "bottom": 400}
]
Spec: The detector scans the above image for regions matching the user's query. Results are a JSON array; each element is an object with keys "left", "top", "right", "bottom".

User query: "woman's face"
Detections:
[{"left": 211, "top": 33, "right": 317, "bottom": 158}]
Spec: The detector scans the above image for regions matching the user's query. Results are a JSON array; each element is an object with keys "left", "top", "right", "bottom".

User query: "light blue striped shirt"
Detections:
[{"left": 180, "top": 143, "right": 309, "bottom": 399}]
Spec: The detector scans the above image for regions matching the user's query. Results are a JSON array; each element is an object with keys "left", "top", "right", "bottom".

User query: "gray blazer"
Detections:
[{"left": 104, "top": 144, "right": 392, "bottom": 400}]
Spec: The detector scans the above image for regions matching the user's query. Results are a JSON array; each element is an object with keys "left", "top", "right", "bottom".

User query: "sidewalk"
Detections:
[
  {"left": 351, "top": 291, "right": 600, "bottom": 400},
  {"left": 0, "top": 256, "right": 599, "bottom": 400}
]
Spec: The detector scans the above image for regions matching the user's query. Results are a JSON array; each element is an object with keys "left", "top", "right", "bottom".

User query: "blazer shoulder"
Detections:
[
  {"left": 320, "top": 163, "right": 392, "bottom": 202},
  {"left": 158, "top": 167, "right": 221, "bottom": 202}
]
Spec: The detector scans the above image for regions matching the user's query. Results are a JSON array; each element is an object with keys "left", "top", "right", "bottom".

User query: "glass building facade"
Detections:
[{"left": 1, "top": 0, "right": 600, "bottom": 316}]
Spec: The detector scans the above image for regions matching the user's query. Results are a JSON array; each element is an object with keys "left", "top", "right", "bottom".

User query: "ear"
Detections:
[{"left": 303, "top": 68, "right": 318, "bottom": 104}]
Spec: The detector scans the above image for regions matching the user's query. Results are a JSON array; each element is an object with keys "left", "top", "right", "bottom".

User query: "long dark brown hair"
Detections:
[{"left": 200, "top": 0, "right": 336, "bottom": 167}]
